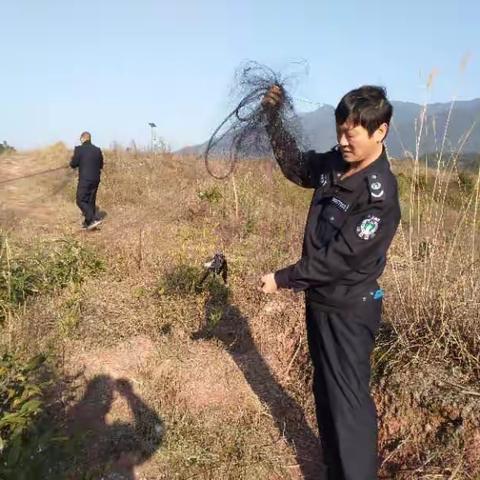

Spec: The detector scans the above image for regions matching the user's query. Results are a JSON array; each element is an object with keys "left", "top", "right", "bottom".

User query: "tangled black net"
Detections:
[{"left": 203, "top": 61, "right": 308, "bottom": 179}]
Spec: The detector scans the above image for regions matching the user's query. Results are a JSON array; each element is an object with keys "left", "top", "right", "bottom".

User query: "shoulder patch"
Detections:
[
  {"left": 356, "top": 214, "right": 381, "bottom": 240},
  {"left": 368, "top": 173, "right": 385, "bottom": 202}
]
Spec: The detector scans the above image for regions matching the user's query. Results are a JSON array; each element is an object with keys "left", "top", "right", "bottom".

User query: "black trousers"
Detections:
[
  {"left": 306, "top": 295, "right": 382, "bottom": 480},
  {"left": 76, "top": 179, "right": 99, "bottom": 224}
]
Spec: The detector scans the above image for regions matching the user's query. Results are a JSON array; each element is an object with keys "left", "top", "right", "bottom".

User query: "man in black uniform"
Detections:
[
  {"left": 70, "top": 131, "right": 104, "bottom": 230},
  {"left": 260, "top": 85, "right": 401, "bottom": 479}
]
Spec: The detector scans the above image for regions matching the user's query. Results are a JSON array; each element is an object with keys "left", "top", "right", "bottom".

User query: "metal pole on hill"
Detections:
[{"left": 148, "top": 122, "right": 157, "bottom": 159}]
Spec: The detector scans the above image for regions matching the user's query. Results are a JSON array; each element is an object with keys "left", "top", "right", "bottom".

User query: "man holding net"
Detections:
[{"left": 261, "top": 85, "right": 401, "bottom": 479}]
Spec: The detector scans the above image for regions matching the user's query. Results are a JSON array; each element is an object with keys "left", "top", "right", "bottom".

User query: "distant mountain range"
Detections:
[{"left": 179, "top": 98, "right": 480, "bottom": 163}]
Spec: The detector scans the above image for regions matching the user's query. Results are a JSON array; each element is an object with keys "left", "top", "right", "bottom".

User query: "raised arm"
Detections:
[{"left": 263, "top": 85, "right": 323, "bottom": 188}]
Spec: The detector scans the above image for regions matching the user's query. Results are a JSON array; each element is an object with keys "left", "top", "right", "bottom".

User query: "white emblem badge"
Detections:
[{"left": 357, "top": 215, "right": 380, "bottom": 240}]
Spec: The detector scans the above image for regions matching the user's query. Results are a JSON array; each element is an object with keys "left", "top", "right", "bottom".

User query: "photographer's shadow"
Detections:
[
  {"left": 67, "top": 375, "right": 164, "bottom": 479},
  {"left": 192, "top": 279, "right": 325, "bottom": 479}
]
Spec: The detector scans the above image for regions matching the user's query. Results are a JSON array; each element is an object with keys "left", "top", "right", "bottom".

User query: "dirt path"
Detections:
[{"left": 0, "top": 150, "right": 77, "bottom": 231}]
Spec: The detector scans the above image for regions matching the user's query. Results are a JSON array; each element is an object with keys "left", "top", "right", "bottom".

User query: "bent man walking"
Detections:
[
  {"left": 70, "top": 131, "right": 104, "bottom": 230},
  {"left": 261, "top": 85, "right": 401, "bottom": 479}
]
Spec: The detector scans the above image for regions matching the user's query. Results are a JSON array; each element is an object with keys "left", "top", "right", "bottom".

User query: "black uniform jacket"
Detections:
[
  {"left": 70, "top": 141, "right": 104, "bottom": 182},
  {"left": 268, "top": 125, "right": 401, "bottom": 308}
]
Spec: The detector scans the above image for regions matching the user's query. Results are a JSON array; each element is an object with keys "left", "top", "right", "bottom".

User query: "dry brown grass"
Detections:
[{"left": 1, "top": 142, "right": 479, "bottom": 478}]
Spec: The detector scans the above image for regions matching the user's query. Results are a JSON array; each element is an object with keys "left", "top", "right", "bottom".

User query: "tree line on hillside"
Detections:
[{"left": 0, "top": 141, "right": 15, "bottom": 155}]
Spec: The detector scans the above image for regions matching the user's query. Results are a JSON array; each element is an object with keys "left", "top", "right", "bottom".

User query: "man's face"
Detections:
[{"left": 336, "top": 120, "right": 387, "bottom": 163}]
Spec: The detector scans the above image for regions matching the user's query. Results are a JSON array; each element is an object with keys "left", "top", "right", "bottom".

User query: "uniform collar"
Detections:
[{"left": 332, "top": 147, "right": 388, "bottom": 192}]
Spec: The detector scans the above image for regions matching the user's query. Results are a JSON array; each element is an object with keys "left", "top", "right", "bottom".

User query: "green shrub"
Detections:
[
  {"left": 197, "top": 186, "right": 222, "bottom": 204},
  {"left": 0, "top": 354, "right": 64, "bottom": 479},
  {"left": 0, "top": 236, "right": 104, "bottom": 323},
  {"left": 0, "top": 142, "right": 15, "bottom": 156},
  {"left": 157, "top": 263, "right": 203, "bottom": 296}
]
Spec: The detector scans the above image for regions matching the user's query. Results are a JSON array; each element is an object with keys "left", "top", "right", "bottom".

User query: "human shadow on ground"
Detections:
[
  {"left": 66, "top": 375, "right": 164, "bottom": 480},
  {"left": 191, "top": 279, "right": 326, "bottom": 480}
]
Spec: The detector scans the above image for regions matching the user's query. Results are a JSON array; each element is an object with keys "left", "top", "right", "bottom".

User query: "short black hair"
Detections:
[
  {"left": 80, "top": 131, "right": 91, "bottom": 143},
  {"left": 335, "top": 86, "right": 393, "bottom": 137}
]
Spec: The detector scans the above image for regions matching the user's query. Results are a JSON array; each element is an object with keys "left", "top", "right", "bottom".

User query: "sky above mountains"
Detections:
[{"left": 1, "top": 0, "right": 479, "bottom": 150}]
